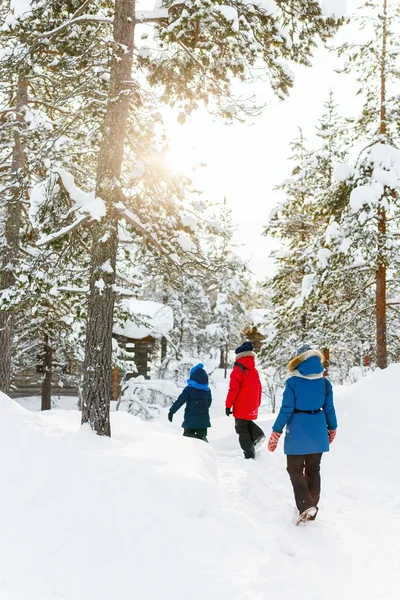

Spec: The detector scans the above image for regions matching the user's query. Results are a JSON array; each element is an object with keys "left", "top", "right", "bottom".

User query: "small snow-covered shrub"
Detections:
[{"left": 117, "top": 376, "right": 180, "bottom": 420}]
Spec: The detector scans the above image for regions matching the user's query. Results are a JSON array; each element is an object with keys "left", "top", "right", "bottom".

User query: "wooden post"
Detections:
[
  {"left": 322, "top": 347, "right": 330, "bottom": 378},
  {"left": 41, "top": 334, "right": 52, "bottom": 411}
]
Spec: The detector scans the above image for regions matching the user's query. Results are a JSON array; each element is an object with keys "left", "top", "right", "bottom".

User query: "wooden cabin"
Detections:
[{"left": 12, "top": 300, "right": 173, "bottom": 401}]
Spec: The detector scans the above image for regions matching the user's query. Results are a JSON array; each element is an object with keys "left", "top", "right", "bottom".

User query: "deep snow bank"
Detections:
[
  {"left": 0, "top": 393, "right": 234, "bottom": 600},
  {"left": 4, "top": 365, "right": 400, "bottom": 600}
]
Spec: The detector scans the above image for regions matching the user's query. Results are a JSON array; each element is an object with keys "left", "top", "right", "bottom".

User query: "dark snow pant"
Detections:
[
  {"left": 183, "top": 428, "right": 208, "bottom": 443},
  {"left": 286, "top": 453, "right": 322, "bottom": 514},
  {"left": 235, "top": 419, "right": 265, "bottom": 459}
]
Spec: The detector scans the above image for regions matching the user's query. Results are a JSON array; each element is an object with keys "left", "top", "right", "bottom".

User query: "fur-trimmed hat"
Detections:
[{"left": 288, "top": 347, "right": 324, "bottom": 372}]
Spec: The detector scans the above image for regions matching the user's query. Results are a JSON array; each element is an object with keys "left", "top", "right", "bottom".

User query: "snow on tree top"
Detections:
[
  {"left": 325, "top": 221, "right": 341, "bottom": 243},
  {"left": 249, "top": 0, "right": 278, "bottom": 16},
  {"left": 320, "top": 0, "right": 347, "bottom": 19},
  {"left": 317, "top": 248, "right": 331, "bottom": 268},
  {"left": 176, "top": 233, "right": 196, "bottom": 253},
  {"left": 247, "top": 308, "right": 269, "bottom": 336},
  {"left": 217, "top": 6, "right": 239, "bottom": 32},
  {"left": 182, "top": 215, "right": 197, "bottom": 231},
  {"left": 114, "top": 300, "right": 174, "bottom": 340},
  {"left": 54, "top": 168, "right": 106, "bottom": 221},
  {"left": 350, "top": 183, "right": 384, "bottom": 213},
  {"left": 11, "top": 0, "right": 32, "bottom": 18},
  {"left": 334, "top": 163, "right": 353, "bottom": 183}
]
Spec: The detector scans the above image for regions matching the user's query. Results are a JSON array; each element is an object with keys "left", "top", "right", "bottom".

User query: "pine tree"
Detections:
[
  {"left": 0, "top": 0, "right": 113, "bottom": 394},
  {"left": 311, "top": 0, "right": 400, "bottom": 369},
  {"left": 262, "top": 94, "right": 351, "bottom": 375},
  {"left": 205, "top": 198, "right": 249, "bottom": 375},
  {"left": 263, "top": 129, "right": 316, "bottom": 368}
]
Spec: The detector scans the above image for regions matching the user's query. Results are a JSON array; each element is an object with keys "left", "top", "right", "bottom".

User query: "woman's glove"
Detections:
[
  {"left": 268, "top": 431, "right": 282, "bottom": 452},
  {"left": 168, "top": 412, "right": 173, "bottom": 423},
  {"left": 225, "top": 407, "right": 232, "bottom": 417},
  {"left": 328, "top": 429, "right": 337, "bottom": 444}
]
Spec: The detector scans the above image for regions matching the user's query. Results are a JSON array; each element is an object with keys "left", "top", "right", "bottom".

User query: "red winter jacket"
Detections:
[{"left": 225, "top": 354, "right": 262, "bottom": 420}]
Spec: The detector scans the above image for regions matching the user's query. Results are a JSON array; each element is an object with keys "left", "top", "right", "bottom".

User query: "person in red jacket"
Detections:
[{"left": 225, "top": 342, "right": 265, "bottom": 459}]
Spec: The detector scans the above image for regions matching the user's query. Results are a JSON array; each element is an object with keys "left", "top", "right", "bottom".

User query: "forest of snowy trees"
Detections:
[
  {"left": 262, "top": 0, "right": 400, "bottom": 387},
  {"left": 1, "top": 0, "right": 399, "bottom": 436}
]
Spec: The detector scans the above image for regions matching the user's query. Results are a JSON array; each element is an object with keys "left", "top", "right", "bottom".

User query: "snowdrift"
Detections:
[
  {"left": 3, "top": 365, "right": 400, "bottom": 599},
  {"left": 0, "top": 393, "right": 223, "bottom": 600}
]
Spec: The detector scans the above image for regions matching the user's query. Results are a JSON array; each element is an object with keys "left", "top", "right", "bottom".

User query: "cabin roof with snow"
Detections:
[{"left": 113, "top": 300, "right": 174, "bottom": 340}]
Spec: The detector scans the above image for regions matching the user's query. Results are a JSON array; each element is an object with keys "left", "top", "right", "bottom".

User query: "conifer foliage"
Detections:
[
  {"left": 263, "top": 1, "right": 400, "bottom": 377},
  {"left": 0, "top": 1, "right": 342, "bottom": 434}
]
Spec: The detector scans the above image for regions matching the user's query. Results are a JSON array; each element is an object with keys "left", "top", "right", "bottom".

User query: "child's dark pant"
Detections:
[
  {"left": 234, "top": 419, "right": 265, "bottom": 458},
  {"left": 183, "top": 428, "right": 208, "bottom": 442}
]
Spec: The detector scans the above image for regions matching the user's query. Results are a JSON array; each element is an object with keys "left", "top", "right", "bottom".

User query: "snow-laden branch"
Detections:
[
  {"left": 115, "top": 201, "right": 173, "bottom": 260},
  {"left": 39, "top": 7, "right": 169, "bottom": 43},
  {"left": 40, "top": 13, "right": 113, "bottom": 41},
  {"left": 36, "top": 214, "right": 88, "bottom": 246},
  {"left": 32, "top": 168, "right": 106, "bottom": 246},
  {"left": 136, "top": 9, "right": 169, "bottom": 23}
]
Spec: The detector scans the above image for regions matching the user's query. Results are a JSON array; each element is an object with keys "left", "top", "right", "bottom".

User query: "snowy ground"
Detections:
[{"left": 4, "top": 367, "right": 400, "bottom": 599}]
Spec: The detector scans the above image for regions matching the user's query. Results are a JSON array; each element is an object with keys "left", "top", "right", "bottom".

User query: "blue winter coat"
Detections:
[
  {"left": 272, "top": 354, "right": 337, "bottom": 455},
  {"left": 169, "top": 386, "right": 212, "bottom": 429}
]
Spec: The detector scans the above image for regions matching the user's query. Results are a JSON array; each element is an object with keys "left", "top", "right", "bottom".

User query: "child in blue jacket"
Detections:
[
  {"left": 168, "top": 363, "right": 212, "bottom": 443},
  {"left": 268, "top": 344, "right": 337, "bottom": 524}
]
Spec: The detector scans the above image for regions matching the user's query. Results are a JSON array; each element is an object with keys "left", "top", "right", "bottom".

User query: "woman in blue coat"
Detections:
[
  {"left": 268, "top": 344, "right": 337, "bottom": 524},
  {"left": 168, "top": 363, "right": 211, "bottom": 442}
]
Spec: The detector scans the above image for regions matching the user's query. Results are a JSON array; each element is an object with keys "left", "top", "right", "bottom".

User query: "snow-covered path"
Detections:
[
  {"left": 208, "top": 369, "right": 400, "bottom": 600},
  {"left": 212, "top": 422, "right": 400, "bottom": 600},
  {"left": 4, "top": 366, "right": 400, "bottom": 600}
]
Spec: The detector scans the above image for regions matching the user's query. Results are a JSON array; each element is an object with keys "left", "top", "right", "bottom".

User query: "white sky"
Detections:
[{"left": 160, "top": 1, "right": 361, "bottom": 280}]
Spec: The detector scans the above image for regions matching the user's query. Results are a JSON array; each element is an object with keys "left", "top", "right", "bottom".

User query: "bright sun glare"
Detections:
[{"left": 164, "top": 144, "right": 200, "bottom": 175}]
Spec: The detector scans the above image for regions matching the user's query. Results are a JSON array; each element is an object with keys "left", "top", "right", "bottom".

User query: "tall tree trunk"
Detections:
[
  {"left": 41, "top": 334, "right": 52, "bottom": 411},
  {"left": 81, "top": 0, "right": 136, "bottom": 436},
  {"left": 0, "top": 75, "right": 28, "bottom": 394},
  {"left": 376, "top": 0, "right": 387, "bottom": 370},
  {"left": 161, "top": 336, "right": 167, "bottom": 361}
]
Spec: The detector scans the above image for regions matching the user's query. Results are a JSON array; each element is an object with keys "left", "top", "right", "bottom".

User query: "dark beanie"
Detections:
[
  {"left": 235, "top": 341, "right": 254, "bottom": 355},
  {"left": 189, "top": 363, "right": 209, "bottom": 385}
]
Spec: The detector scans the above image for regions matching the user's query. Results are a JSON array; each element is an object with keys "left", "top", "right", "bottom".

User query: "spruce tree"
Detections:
[{"left": 311, "top": 0, "right": 400, "bottom": 369}]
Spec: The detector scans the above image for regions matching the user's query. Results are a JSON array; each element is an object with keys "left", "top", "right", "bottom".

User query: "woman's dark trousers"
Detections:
[
  {"left": 183, "top": 428, "right": 208, "bottom": 443},
  {"left": 235, "top": 419, "right": 265, "bottom": 458},
  {"left": 286, "top": 453, "right": 322, "bottom": 513}
]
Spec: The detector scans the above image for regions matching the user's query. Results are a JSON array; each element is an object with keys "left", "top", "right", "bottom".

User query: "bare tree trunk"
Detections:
[
  {"left": 376, "top": 0, "right": 387, "bottom": 370},
  {"left": 376, "top": 206, "right": 387, "bottom": 369},
  {"left": 0, "top": 75, "right": 28, "bottom": 394},
  {"left": 161, "top": 336, "right": 167, "bottom": 361},
  {"left": 81, "top": 0, "right": 136, "bottom": 436},
  {"left": 219, "top": 347, "right": 224, "bottom": 369},
  {"left": 41, "top": 334, "right": 52, "bottom": 411}
]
